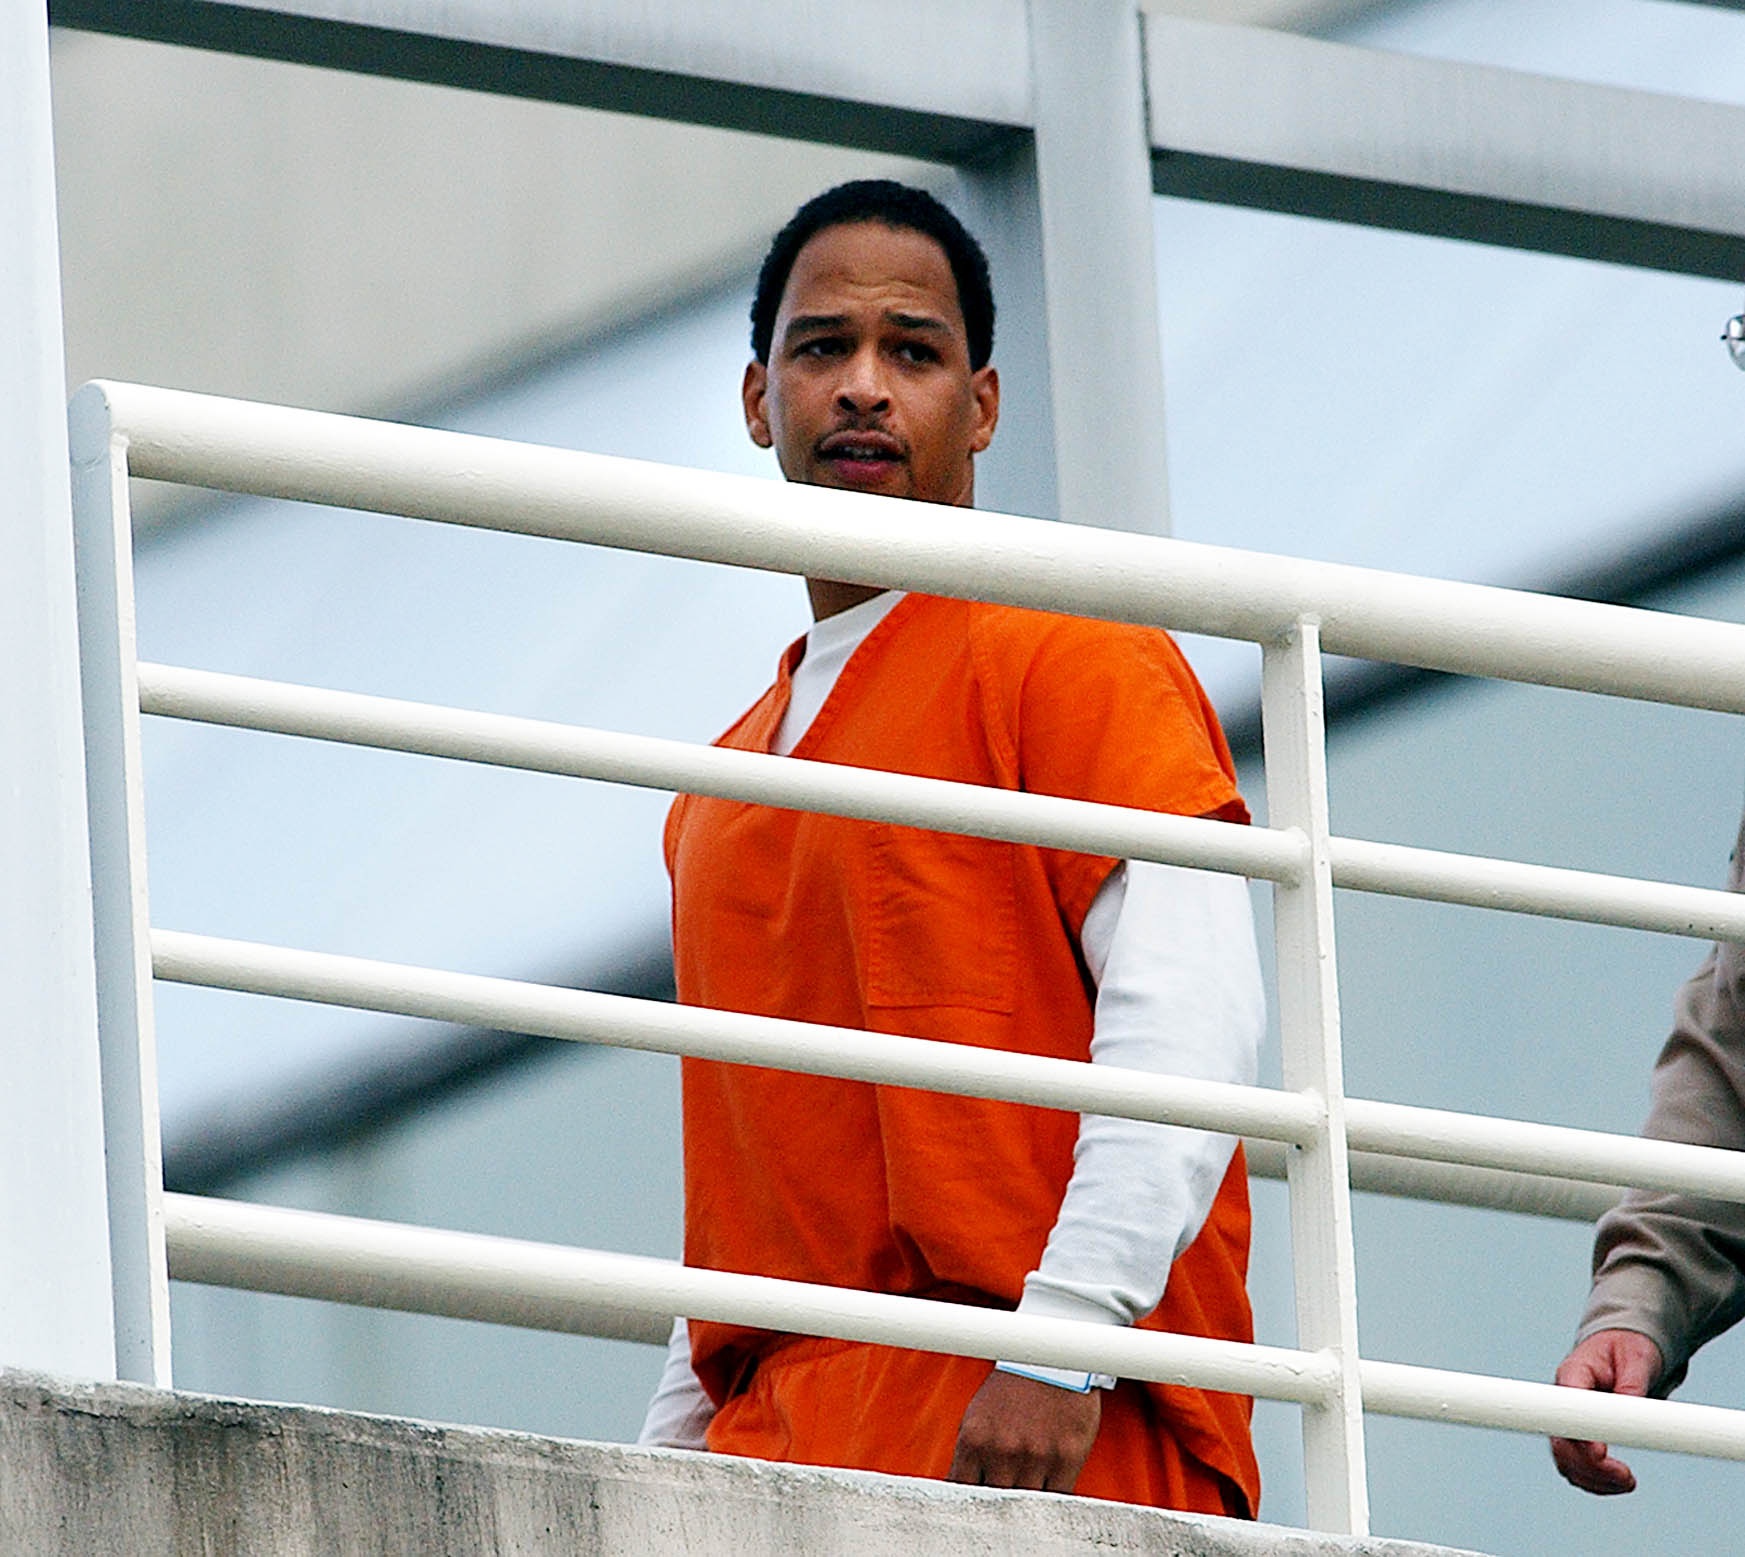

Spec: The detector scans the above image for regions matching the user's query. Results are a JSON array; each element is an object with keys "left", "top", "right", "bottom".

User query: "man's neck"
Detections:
[
  {"left": 806, "top": 579, "right": 889, "bottom": 622},
  {"left": 801, "top": 476, "right": 976, "bottom": 621}
]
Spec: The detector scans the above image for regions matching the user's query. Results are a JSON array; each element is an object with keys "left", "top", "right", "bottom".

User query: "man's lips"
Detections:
[{"left": 817, "top": 430, "right": 905, "bottom": 468}]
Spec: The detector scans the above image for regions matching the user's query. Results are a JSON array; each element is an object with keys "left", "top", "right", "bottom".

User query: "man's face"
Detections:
[{"left": 743, "top": 221, "right": 999, "bottom": 507}]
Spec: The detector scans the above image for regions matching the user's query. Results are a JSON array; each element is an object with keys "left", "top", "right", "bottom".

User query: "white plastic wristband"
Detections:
[{"left": 994, "top": 1360, "right": 1117, "bottom": 1393}]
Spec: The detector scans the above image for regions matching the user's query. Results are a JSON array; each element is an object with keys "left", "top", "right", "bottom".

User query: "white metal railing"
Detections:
[
  {"left": 160, "top": 1193, "right": 1745, "bottom": 1463},
  {"left": 67, "top": 379, "right": 1745, "bottom": 1538}
]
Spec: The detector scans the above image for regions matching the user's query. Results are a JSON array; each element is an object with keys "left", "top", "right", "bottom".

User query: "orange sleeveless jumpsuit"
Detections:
[{"left": 666, "top": 594, "right": 1259, "bottom": 1516}]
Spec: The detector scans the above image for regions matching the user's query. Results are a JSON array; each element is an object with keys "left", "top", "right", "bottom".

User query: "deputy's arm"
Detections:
[{"left": 1551, "top": 808, "right": 1745, "bottom": 1492}]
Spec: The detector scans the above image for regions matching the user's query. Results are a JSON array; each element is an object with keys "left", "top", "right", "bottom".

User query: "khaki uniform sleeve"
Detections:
[{"left": 1579, "top": 807, "right": 1745, "bottom": 1392}]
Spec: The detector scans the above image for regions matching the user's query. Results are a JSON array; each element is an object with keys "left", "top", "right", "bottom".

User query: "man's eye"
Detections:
[
  {"left": 894, "top": 342, "right": 938, "bottom": 364},
  {"left": 797, "top": 338, "right": 845, "bottom": 357}
]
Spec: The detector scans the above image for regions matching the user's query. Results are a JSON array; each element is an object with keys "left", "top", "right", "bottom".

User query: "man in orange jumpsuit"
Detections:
[{"left": 638, "top": 181, "right": 1265, "bottom": 1517}]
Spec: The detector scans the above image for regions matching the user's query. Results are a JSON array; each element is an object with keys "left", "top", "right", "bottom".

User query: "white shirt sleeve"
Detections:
[
  {"left": 1009, "top": 859, "right": 1266, "bottom": 1347},
  {"left": 635, "top": 1317, "right": 715, "bottom": 1450}
]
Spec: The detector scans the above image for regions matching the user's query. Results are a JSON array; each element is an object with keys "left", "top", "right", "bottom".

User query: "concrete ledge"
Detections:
[{"left": 0, "top": 1369, "right": 1488, "bottom": 1556}]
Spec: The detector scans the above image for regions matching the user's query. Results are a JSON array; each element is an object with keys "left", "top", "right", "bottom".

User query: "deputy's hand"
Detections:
[
  {"left": 1549, "top": 1329, "right": 1664, "bottom": 1495},
  {"left": 947, "top": 1369, "right": 1101, "bottom": 1492}
]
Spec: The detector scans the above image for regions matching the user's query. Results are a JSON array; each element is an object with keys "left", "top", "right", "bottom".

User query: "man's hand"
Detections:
[
  {"left": 947, "top": 1369, "right": 1101, "bottom": 1492},
  {"left": 1550, "top": 1329, "right": 1664, "bottom": 1495}
]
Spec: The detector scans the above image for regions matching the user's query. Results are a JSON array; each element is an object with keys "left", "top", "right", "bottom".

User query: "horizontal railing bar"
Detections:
[
  {"left": 162, "top": 1192, "right": 1745, "bottom": 1462},
  {"left": 1345, "top": 1097, "right": 1745, "bottom": 1205},
  {"left": 133, "top": 662, "right": 1303, "bottom": 884},
  {"left": 1242, "top": 1139, "right": 1620, "bottom": 1223},
  {"left": 1330, "top": 836, "right": 1745, "bottom": 945},
  {"left": 153, "top": 929, "right": 1745, "bottom": 1206},
  {"left": 1359, "top": 1359, "right": 1745, "bottom": 1463},
  {"left": 162, "top": 1193, "right": 1338, "bottom": 1404},
  {"left": 138, "top": 661, "right": 1745, "bottom": 947},
  {"left": 86, "top": 381, "right": 1745, "bottom": 715},
  {"left": 149, "top": 931, "right": 1323, "bottom": 1144}
]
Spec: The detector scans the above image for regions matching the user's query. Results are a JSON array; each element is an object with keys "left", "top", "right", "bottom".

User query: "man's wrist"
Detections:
[{"left": 994, "top": 1359, "right": 1117, "bottom": 1393}]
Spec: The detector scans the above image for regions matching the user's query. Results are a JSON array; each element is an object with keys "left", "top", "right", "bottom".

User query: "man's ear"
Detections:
[
  {"left": 743, "top": 360, "right": 773, "bottom": 448},
  {"left": 969, "top": 365, "right": 1000, "bottom": 455}
]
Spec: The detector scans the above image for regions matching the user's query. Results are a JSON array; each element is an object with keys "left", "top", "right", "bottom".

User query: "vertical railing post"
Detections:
[
  {"left": 1263, "top": 619, "right": 1368, "bottom": 1533},
  {"left": 69, "top": 384, "right": 172, "bottom": 1386}
]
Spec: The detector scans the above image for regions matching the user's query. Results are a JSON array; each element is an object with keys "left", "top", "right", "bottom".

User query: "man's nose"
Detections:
[{"left": 835, "top": 347, "right": 891, "bottom": 414}]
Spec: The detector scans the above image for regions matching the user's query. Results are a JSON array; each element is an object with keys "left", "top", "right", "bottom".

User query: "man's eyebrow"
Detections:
[
  {"left": 887, "top": 312, "right": 950, "bottom": 333},
  {"left": 781, "top": 313, "right": 849, "bottom": 337}
]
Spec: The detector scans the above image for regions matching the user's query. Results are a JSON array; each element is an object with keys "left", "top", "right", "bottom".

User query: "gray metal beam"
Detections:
[
  {"left": 52, "top": 0, "right": 1745, "bottom": 283},
  {"left": 45, "top": 0, "right": 1028, "bottom": 163},
  {"left": 1030, "top": 0, "right": 1173, "bottom": 534},
  {"left": 0, "top": 0, "right": 119, "bottom": 1381},
  {"left": 1146, "top": 15, "right": 1745, "bottom": 280},
  {"left": 953, "top": 147, "right": 1063, "bottom": 525}
]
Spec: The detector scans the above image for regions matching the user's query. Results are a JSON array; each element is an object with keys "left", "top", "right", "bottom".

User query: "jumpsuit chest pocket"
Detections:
[{"left": 863, "top": 824, "right": 1018, "bottom": 1014}]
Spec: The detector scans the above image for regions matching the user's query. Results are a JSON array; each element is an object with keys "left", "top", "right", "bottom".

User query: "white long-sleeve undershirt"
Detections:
[
  {"left": 770, "top": 589, "right": 904, "bottom": 757},
  {"left": 637, "top": 593, "right": 1264, "bottom": 1448}
]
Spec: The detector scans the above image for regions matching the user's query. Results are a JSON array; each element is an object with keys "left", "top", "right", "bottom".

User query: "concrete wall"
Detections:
[{"left": 0, "top": 1369, "right": 1487, "bottom": 1557}]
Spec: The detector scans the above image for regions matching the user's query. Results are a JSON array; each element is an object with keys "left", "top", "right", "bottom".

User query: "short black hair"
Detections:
[{"left": 749, "top": 180, "right": 995, "bottom": 370}]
